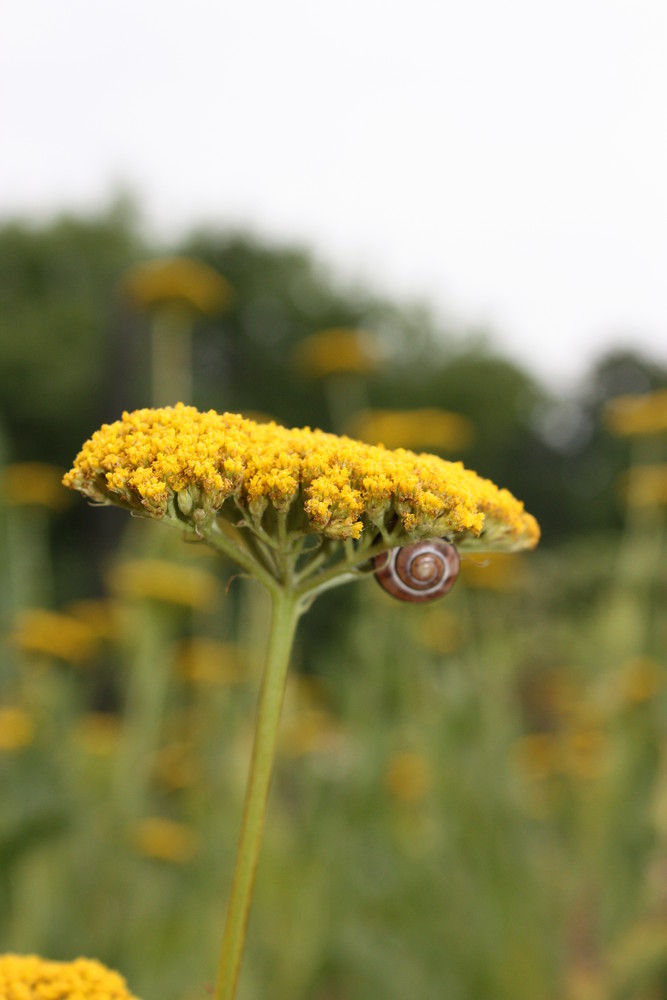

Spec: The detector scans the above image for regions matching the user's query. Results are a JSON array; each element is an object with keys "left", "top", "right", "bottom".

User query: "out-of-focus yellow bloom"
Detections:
[
  {"left": 0, "top": 707, "right": 35, "bottom": 751},
  {"left": 616, "top": 656, "right": 663, "bottom": 706},
  {"left": 460, "top": 552, "right": 527, "bottom": 591},
  {"left": 131, "top": 816, "right": 198, "bottom": 863},
  {"left": 10, "top": 608, "right": 100, "bottom": 664},
  {"left": 176, "top": 638, "right": 245, "bottom": 684},
  {"left": 605, "top": 389, "right": 667, "bottom": 437},
  {"left": 511, "top": 733, "right": 560, "bottom": 782},
  {"left": 0, "top": 462, "right": 69, "bottom": 510},
  {"left": 65, "top": 599, "right": 120, "bottom": 641},
  {"left": 279, "top": 709, "right": 345, "bottom": 757},
  {"left": 411, "top": 606, "right": 463, "bottom": 654},
  {"left": 0, "top": 954, "right": 139, "bottom": 1000},
  {"left": 107, "top": 559, "right": 221, "bottom": 610},
  {"left": 283, "top": 673, "right": 330, "bottom": 714},
  {"left": 562, "top": 728, "right": 610, "bottom": 781},
  {"left": 64, "top": 404, "right": 540, "bottom": 552},
  {"left": 384, "top": 750, "right": 432, "bottom": 804},
  {"left": 293, "top": 327, "right": 380, "bottom": 378},
  {"left": 350, "top": 408, "right": 474, "bottom": 453},
  {"left": 122, "top": 257, "right": 231, "bottom": 315},
  {"left": 152, "top": 742, "right": 199, "bottom": 791},
  {"left": 619, "top": 464, "right": 667, "bottom": 507},
  {"left": 512, "top": 727, "right": 609, "bottom": 782},
  {"left": 519, "top": 669, "right": 583, "bottom": 730},
  {"left": 75, "top": 712, "right": 122, "bottom": 756},
  {"left": 609, "top": 918, "right": 667, "bottom": 993},
  {"left": 563, "top": 964, "right": 607, "bottom": 1000}
]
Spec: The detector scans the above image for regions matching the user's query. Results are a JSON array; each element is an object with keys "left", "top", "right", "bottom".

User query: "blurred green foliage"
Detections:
[{"left": 1, "top": 202, "right": 667, "bottom": 1000}]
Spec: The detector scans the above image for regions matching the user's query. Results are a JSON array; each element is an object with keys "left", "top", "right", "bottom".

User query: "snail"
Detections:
[{"left": 373, "top": 538, "right": 460, "bottom": 603}]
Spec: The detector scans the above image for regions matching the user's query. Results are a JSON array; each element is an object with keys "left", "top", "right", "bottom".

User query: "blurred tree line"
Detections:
[{"left": 1, "top": 197, "right": 666, "bottom": 596}]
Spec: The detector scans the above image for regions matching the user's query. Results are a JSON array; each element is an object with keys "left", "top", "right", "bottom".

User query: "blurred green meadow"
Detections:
[{"left": 1, "top": 201, "right": 667, "bottom": 1000}]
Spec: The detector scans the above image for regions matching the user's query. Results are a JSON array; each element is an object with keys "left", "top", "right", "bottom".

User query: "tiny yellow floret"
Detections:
[
  {"left": 0, "top": 954, "right": 139, "bottom": 1000},
  {"left": 63, "top": 405, "right": 539, "bottom": 553}
]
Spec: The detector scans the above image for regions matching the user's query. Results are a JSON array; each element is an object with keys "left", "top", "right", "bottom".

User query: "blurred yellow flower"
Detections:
[
  {"left": 619, "top": 464, "right": 667, "bottom": 507},
  {"left": 563, "top": 963, "right": 607, "bottom": 1000},
  {"left": 512, "top": 727, "right": 609, "bottom": 782},
  {"left": 616, "top": 656, "right": 663, "bottom": 706},
  {"left": 561, "top": 727, "right": 610, "bottom": 781},
  {"left": 176, "top": 638, "right": 245, "bottom": 684},
  {"left": 0, "top": 462, "right": 69, "bottom": 510},
  {"left": 608, "top": 918, "right": 667, "bottom": 993},
  {"left": 131, "top": 816, "right": 198, "bottom": 863},
  {"left": 511, "top": 733, "right": 560, "bottom": 782},
  {"left": 75, "top": 712, "right": 122, "bottom": 756},
  {"left": 65, "top": 598, "right": 120, "bottom": 641},
  {"left": 461, "top": 552, "right": 527, "bottom": 591},
  {"left": 0, "top": 707, "right": 35, "bottom": 751},
  {"left": 279, "top": 709, "right": 345, "bottom": 758},
  {"left": 384, "top": 750, "right": 432, "bottom": 804},
  {"left": 107, "top": 558, "right": 221, "bottom": 610},
  {"left": 350, "top": 408, "right": 474, "bottom": 453},
  {"left": 0, "top": 954, "right": 139, "bottom": 1000},
  {"left": 10, "top": 608, "right": 100, "bottom": 664},
  {"left": 122, "top": 256, "right": 231, "bottom": 315},
  {"left": 152, "top": 742, "right": 199, "bottom": 792},
  {"left": 293, "top": 327, "right": 380, "bottom": 378},
  {"left": 411, "top": 606, "right": 464, "bottom": 654},
  {"left": 605, "top": 389, "right": 667, "bottom": 437},
  {"left": 520, "top": 668, "right": 583, "bottom": 726}
]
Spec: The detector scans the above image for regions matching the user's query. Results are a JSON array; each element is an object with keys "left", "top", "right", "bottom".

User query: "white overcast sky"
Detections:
[{"left": 1, "top": 0, "right": 666, "bottom": 386}]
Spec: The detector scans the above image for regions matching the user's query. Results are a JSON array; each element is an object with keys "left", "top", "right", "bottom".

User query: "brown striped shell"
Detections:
[{"left": 373, "top": 539, "right": 460, "bottom": 603}]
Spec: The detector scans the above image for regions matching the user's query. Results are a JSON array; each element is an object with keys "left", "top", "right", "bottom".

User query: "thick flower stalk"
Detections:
[{"left": 64, "top": 404, "right": 539, "bottom": 1000}]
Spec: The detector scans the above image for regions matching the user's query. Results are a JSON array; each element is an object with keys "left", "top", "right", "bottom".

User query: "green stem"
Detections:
[
  {"left": 214, "top": 587, "right": 303, "bottom": 1000},
  {"left": 114, "top": 603, "right": 171, "bottom": 817}
]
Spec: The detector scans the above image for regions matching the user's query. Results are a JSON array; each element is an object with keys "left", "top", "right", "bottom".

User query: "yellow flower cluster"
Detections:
[
  {"left": 63, "top": 404, "right": 539, "bottom": 550},
  {"left": 460, "top": 552, "right": 527, "bottom": 591},
  {"left": 620, "top": 464, "right": 667, "bottom": 507},
  {"left": 0, "top": 954, "right": 139, "bottom": 1000},
  {"left": 131, "top": 816, "right": 198, "bottom": 863},
  {"left": 122, "top": 257, "right": 231, "bottom": 315},
  {"left": 11, "top": 609, "right": 100, "bottom": 664},
  {"left": 384, "top": 750, "right": 432, "bottom": 804},
  {"left": 107, "top": 558, "right": 221, "bottom": 609},
  {"left": 605, "top": 389, "right": 667, "bottom": 437},
  {"left": 293, "top": 327, "right": 379, "bottom": 378},
  {"left": 350, "top": 408, "right": 475, "bottom": 452},
  {"left": 0, "top": 462, "right": 69, "bottom": 510},
  {"left": 0, "top": 707, "right": 35, "bottom": 752}
]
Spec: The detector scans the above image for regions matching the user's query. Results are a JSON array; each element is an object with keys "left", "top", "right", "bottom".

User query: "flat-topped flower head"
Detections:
[
  {"left": 64, "top": 405, "right": 538, "bottom": 594},
  {"left": 0, "top": 954, "right": 139, "bottom": 1000}
]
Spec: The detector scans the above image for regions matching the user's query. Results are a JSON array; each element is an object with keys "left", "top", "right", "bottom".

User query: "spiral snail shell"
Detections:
[{"left": 373, "top": 538, "right": 460, "bottom": 603}]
